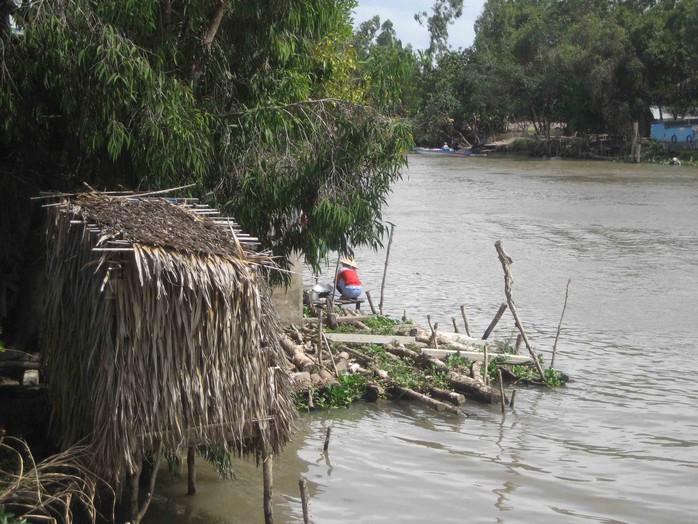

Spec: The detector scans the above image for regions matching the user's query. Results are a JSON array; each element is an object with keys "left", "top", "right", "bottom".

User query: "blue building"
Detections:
[{"left": 650, "top": 119, "right": 698, "bottom": 149}]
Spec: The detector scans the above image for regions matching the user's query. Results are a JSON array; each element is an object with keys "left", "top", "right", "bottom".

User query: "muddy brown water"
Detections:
[{"left": 145, "top": 155, "right": 698, "bottom": 523}]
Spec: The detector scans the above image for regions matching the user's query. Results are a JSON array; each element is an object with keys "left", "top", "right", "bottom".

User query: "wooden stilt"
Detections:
[
  {"left": 187, "top": 445, "right": 196, "bottom": 495},
  {"left": 262, "top": 445, "right": 274, "bottom": 524},
  {"left": 451, "top": 317, "right": 459, "bottom": 333},
  {"left": 483, "top": 344, "right": 489, "bottom": 386},
  {"left": 510, "top": 389, "right": 517, "bottom": 409},
  {"left": 299, "top": 478, "right": 311, "bottom": 524}
]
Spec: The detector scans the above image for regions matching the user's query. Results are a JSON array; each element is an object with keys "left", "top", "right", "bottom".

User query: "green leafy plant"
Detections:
[{"left": 0, "top": 506, "right": 28, "bottom": 524}]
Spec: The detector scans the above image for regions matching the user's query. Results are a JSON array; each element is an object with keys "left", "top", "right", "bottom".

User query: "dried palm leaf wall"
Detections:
[{"left": 41, "top": 195, "right": 295, "bottom": 483}]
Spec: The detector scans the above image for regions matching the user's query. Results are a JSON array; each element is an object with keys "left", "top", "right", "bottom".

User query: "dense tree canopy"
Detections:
[{"left": 0, "top": 0, "right": 412, "bottom": 279}]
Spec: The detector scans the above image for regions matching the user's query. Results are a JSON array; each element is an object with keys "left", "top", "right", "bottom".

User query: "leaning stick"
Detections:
[
  {"left": 323, "top": 426, "right": 332, "bottom": 452},
  {"left": 482, "top": 303, "right": 507, "bottom": 340},
  {"left": 550, "top": 279, "right": 571, "bottom": 369},
  {"left": 379, "top": 222, "right": 396, "bottom": 315},
  {"left": 365, "top": 291, "right": 377, "bottom": 315},
  {"left": 451, "top": 317, "right": 460, "bottom": 333},
  {"left": 494, "top": 241, "right": 546, "bottom": 381},
  {"left": 460, "top": 305, "right": 472, "bottom": 337}
]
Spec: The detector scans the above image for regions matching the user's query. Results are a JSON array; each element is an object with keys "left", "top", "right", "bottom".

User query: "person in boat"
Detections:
[
  {"left": 670, "top": 157, "right": 681, "bottom": 166},
  {"left": 335, "top": 257, "right": 363, "bottom": 299},
  {"left": 441, "top": 142, "right": 451, "bottom": 151}
]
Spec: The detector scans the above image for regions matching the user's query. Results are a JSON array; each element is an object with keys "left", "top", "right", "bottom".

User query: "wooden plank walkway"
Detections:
[
  {"left": 422, "top": 348, "right": 533, "bottom": 364},
  {"left": 324, "top": 333, "right": 416, "bottom": 345}
]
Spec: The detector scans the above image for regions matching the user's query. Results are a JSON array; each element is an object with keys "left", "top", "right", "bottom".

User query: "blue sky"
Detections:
[{"left": 352, "top": 1, "right": 487, "bottom": 50}]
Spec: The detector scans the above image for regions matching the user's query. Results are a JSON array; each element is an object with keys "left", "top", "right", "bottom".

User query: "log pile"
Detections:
[{"left": 281, "top": 309, "right": 518, "bottom": 416}]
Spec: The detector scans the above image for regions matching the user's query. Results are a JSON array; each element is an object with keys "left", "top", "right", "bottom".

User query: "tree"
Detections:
[{"left": 0, "top": 0, "right": 412, "bottom": 284}]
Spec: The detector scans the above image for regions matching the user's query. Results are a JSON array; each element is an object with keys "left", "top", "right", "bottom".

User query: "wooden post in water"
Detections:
[
  {"left": 494, "top": 241, "right": 546, "bottom": 380},
  {"left": 323, "top": 426, "right": 332, "bottom": 452},
  {"left": 551, "top": 279, "right": 571, "bottom": 369},
  {"left": 187, "top": 445, "right": 196, "bottom": 495},
  {"left": 299, "top": 478, "right": 311, "bottom": 524},
  {"left": 482, "top": 303, "right": 507, "bottom": 340},
  {"left": 483, "top": 343, "right": 489, "bottom": 386},
  {"left": 262, "top": 444, "right": 274, "bottom": 524},
  {"left": 379, "top": 222, "right": 396, "bottom": 315},
  {"left": 497, "top": 369, "right": 506, "bottom": 413},
  {"left": 460, "top": 305, "right": 472, "bottom": 337},
  {"left": 510, "top": 389, "right": 517, "bottom": 409},
  {"left": 451, "top": 317, "right": 460, "bottom": 333}
]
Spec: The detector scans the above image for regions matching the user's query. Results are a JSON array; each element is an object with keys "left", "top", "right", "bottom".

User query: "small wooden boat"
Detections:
[{"left": 412, "top": 147, "right": 487, "bottom": 157}]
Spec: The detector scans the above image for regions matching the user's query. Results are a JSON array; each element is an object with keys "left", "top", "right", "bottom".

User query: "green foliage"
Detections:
[
  {"left": 296, "top": 372, "right": 368, "bottom": 410},
  {"left": 197, "top": 444, "right": 236, "bottom": 481},
  {"left": 362, "top": 315, "right": 411, "bottom": 335},
  {"left": 0, "top": 0, "right": 412, "bottom": 280},
  {"left": 0, "top": 507, "right": 27, "bottom": 524}
]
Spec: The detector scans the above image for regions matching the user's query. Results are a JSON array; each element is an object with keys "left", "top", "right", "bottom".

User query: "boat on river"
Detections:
[{"left": 413, "top": 146, "right": 487, "bottom": 157}]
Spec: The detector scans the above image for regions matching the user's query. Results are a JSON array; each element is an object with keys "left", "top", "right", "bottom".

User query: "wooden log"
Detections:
[
  {"left": 303, "top": 315, "right": 374, "bottom": 325},
  {"left": 444, "top": 370, "right": 503, "bottom": 404},
  {"left": 280, "top": 336, "right": 316, "bottom": 372},
  {"left": 391, "top": 386, "right": 463, "bottom": 415},
  {"left": 494, "top": 241, "right": 546, "bottom": 380},
  {"left": 428, "top": 387, "right": 466, "bottom": 406},
  {"left": 0, "top": 361, "right": 40, "bottom": 372},
  {"left": 482, "top": 303, "right": 507, "bottom": 340}
]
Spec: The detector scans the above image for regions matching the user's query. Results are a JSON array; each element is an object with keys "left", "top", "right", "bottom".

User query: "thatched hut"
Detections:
[{"left": 40, "top": 192, "right": 295, "bottom": 510}]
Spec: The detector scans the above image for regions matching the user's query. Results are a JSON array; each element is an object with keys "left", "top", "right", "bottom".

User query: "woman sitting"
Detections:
[{"left": 335, "top": 258, "right": 363, "bottom": 299}]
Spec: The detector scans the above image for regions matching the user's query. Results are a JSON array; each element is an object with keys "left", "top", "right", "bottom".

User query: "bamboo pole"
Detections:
[
  {"left": 494, "top": 241, "right": 546, "bottom": 380},
  {"left": 299, "top": 478, "right": 311, "bottom": 524},
  {"left": 460, "top": 305, "right": 472, "bottom": 337},
  {"left": 550, "top": 279, "right": 571, "bottom": 369},
  {"left": 482, "top": 303, "right": 507, "bottom": 340},
  {"left": 379, "top": 222, "right": 396, "bottom": 315},
  {"left": 187, "top": 446, "right": 196, "bottom": 495}
]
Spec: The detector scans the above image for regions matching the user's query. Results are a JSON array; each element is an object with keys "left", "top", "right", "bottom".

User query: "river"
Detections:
[{"left": 145, "top": 155, "right": 698, "bottom": 523}]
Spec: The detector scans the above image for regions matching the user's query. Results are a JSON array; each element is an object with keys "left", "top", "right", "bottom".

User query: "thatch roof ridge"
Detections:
[{"left": 67, "top": 192, "right": 246, "bottom": 259}]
